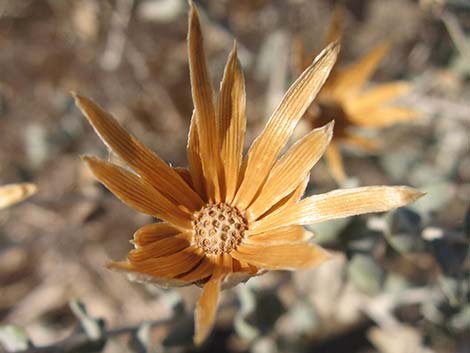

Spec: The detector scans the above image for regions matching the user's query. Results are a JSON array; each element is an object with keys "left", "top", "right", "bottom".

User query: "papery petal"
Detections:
[
  {"left": 174, "top": 167, "right": 193, "bottom": 188},
  {"left": 194, "top": 254, "right": 231, "bottom": 345},
  {"left": 132, "top": 223, "right": 181, "bottom": 246},
  {"left": 233, "top": 42, "right": 340, "bottom": 210},
  {"left": 109, "top": 245, "right": 204, "bottom": 278},
  {"left": 247, "top": 122, "right": 333, "bottom": 221},
  {"left": 217, "top": 42, "right": 246, "bottom": 204},
  {"left": 128, "top": 233, "right": 192, "bottom": 262},
  {"left": 187, "top": 112, "right": 206, "bottom": 199},
  {"left": 249, "top": 186, "right": 424, "bottom": 234},
  {"left": 325, "top": 142, "right": 347, "bottom": 184},
  {"left": 178, "top": 255, "right": 216, "bottom": 282},
  {"left": 74, "top": 94, "right": 203, "bottom": 212},
  {"left": 188, "top": 4, "right": 221, "bottom": 202},
  {"left": 259, "top": 176, "right": 310, "bottom": 219},
  {"left": 83, "top": 156, "right": 192, "bottom": 230},
  {"left": 232, "top": 243, "right": 330, "bottom": 270},
  {"left": 107, "top": 261, "right": 192, "bottom": 288},
  {"left": 245, "top": 225, "right": 312, "bottom": 245}
]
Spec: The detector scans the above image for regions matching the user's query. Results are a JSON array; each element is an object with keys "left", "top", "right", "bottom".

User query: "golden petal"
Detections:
[
  {"left": 132, "top": 222, "right": 181, "bottom": 246},
  {"left": 83, "top": 156, "right": 192, "bottom": 230},
  {"left": 73, "top": 93, "right": 204, "bottom": 212},
  {"left": 248, "top": 186, "right": 425, "bottom": 235},
  {"left": 188, "top": 4, "right": 221, "bottom": 202},
  {"left": 177, "top": 255, "right": 216, "bottom": 282},
  {"left": 232, "top": 242, "right": 330, "bottom": 270},
  {"left": 107, "top": 261, "right": 192, "bottom": 288},
  {"left": 332, "top": 42, "right": 390, "bottom": 95},
  {"left": 0, "top": 183, "right": 37, "bottom": 210},
  {"left": 325, "top": 142, "right": 347, "bottom": 184},
  {"left": 110, "top": 245, "right": 204, "bottom": 279},
  {"left": 232, "top": 258, "right": 258, "bottom": 274},
  {"left": 233, "top": 42, "right": 340, "bottom": 210},
  {"left": 187, "top": 112, "right": 207, "bottom": 199},
  {"left": 194, "top": 254, "right": 230, "bottom": 345},
  {"left": 128, "top": 232, "right": 192, "bottom": 262},
  {"left": 173, "top": 167, "right": 193, "bottom": 188},
  {"left": 348, "top": 107, "right": 419, "bottom": 128},
  {"left": 346, "top": 82, "right": 411, "bottom": 113},
  {"left": 217, "top": 42, "right": 247, "bottom": 204},
  {"left": 246, "top": 122, "right": 333, "bottom": 221},
  {"left": 245, "top": 225, "right": 312, "bottom": 246},
  {"left": 258, "top": 176, "right": 310, "bottom": 219}
]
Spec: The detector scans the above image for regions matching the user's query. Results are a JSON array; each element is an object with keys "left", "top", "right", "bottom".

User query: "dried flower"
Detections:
[
  {"left": 293, "top": 7, "right": 419, "bottom": 183},
  {"left": 74, "top": 3, "right": 423, "bottom": 345},
  {"left": 0, "top": 183, "right": 37, "bottom": 210}
]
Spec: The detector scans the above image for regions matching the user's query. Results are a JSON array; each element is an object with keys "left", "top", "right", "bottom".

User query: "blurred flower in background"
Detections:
[{"left": 293, "top": 7, "right": 419, "bottom": 184}]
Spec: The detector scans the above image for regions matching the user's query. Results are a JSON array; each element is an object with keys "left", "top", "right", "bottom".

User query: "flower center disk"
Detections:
[{"left": 193, "top": 203, "right": 247, "bottom": 255}]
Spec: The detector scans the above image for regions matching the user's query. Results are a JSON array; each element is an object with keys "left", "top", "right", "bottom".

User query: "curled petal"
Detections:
[
  {"left": 109, "top": 246, "right": 204, "bottom": 279},
  {"left": 128, "top": 233, "right": 192, "bottom": 262},
  {"left": 132, "top": 223, "right": 181, "bottom": 246},
  {"left": 249, "top": 186, "right": 425, "bottom": 234}
]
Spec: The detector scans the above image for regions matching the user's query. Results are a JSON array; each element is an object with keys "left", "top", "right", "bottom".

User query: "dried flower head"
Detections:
[
  {"left": 0, "top": 183, "right": 37, "bottom": 210},
  {"left": 74, "top": 3, "right": 423, "bottom": 345},
  {"left": 293, "top": 6, "right": 419, "bottom": 183}
]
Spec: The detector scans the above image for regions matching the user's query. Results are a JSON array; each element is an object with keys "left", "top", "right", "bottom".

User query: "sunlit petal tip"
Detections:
[
  {"left": 0, "top": 183, "right": 38, "bottom": 210},
  {"left": 106, "top": 260, "right": 133, "bottom": 272},
  {"left": 231, "top": 39, "right": 238, "bottom": 52},
  {"left": 395, "top": 186, "right": 426, "bottom": 203},
  {"left": 324, "top": 119, "right": 335, "bottom": 140}
]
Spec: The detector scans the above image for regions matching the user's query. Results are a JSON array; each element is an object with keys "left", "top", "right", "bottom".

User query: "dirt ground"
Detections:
[{"left": 0, "top": 1, "right": 469, "bottom": 352}]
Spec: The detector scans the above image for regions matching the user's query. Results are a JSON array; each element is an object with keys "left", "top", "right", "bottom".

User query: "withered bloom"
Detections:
[
  {"left": 75, "top": 4, "right": 423, "bottom": 345},
  {"left": 293, "top": 7, "right": 418, "bottom": 183},
  {"left": 0, "top": 183, "right": 37, "bottom": 209}
]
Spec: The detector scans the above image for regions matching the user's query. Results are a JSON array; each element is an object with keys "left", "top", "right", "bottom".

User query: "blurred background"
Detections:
[{"left": 0, "top": 0, "right": 469, "bottom": 352}]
